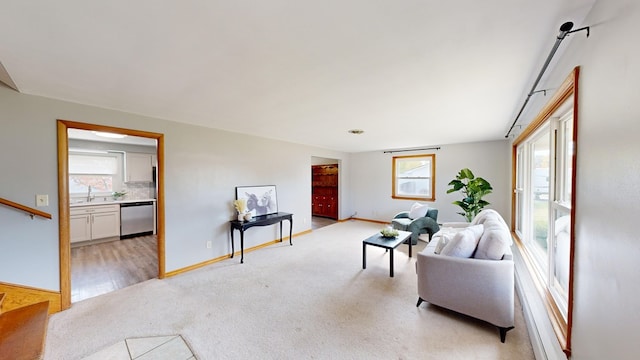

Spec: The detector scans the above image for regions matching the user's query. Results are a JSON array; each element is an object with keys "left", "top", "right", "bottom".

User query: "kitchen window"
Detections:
[
  {"left": 392, "top": 154, "right": 436, "bottom": 201},
  {"left": 68, "top": 152, "right": 123, "bottom": 196}
]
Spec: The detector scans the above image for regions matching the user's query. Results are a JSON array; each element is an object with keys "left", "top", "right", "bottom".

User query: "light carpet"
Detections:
[{"left": 45, "top": 220, "right": 534, "bottom": 359}]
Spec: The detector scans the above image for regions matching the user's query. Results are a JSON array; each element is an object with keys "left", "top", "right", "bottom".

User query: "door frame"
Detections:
[{"left": 57, "top": 119, "right": 166, "bottom": 310}]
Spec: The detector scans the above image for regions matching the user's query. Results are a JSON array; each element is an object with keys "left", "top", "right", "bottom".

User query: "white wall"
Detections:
[
  {"left": 0, "top": 86, "right": 349, "bottom": 290},
  {"left": 349, "top": 140, "right": 510, "bottom": 223},
  {"left": 509, "top": 0, "right": 640, "bottom": 358}
]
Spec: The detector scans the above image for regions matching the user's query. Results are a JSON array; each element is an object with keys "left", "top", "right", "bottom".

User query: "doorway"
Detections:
[
  {"left": 311, "top": 156, "right": 339, "bottom": 229},
  {"left": 57, "top": 120, "right": 165, "bottom": 310}
]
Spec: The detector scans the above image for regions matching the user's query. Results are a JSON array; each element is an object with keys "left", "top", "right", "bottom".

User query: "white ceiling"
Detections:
[{"left": 0, "top": 1, "right": 595, "bottom": 152}]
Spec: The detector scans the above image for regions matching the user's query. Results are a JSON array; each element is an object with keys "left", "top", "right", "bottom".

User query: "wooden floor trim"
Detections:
[
  {"left": 0, "top": 282, "right": 61, "bottom": 315},
  {"left": 166, "top": 230, "right": 311, "bottom": 277}
]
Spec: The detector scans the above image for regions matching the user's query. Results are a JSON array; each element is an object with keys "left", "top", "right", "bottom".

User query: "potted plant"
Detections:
[
  {"left": 112, "top": 190, "right": 127, "bottom": 200},
  {"left": 446, "top": 168, "right": 493, "bottom": 222}
]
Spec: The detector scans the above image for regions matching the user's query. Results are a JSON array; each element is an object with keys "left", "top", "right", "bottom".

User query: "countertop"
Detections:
[{"left": 70, "top": 198, "right": 156, "bottom": 208}]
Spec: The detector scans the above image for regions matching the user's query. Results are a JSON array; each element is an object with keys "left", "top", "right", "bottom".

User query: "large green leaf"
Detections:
[
  {"left": 458, "top": 168, "right": 475, "bottom": 180},
  {"left": 446, "top": 179, "right": 464, "bottom": 193}
]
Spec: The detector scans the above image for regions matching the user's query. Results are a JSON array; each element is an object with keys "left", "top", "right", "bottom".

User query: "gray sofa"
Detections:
[{"left": 416, "top": 209, "right": 515, "bottom": 342}]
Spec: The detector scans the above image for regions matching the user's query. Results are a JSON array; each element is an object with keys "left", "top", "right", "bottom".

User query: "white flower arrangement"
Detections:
[{"left": 233, "top": 199, "right": 247, "bottom": 214}]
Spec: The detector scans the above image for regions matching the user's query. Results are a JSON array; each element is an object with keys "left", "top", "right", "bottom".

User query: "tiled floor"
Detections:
[{"left": 82, "top": 335, "right": 195, "bottom": 360}]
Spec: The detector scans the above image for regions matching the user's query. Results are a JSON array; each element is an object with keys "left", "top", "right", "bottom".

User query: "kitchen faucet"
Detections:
[{"left": 87, "top": 185, "right": 94, "bottom": 202}]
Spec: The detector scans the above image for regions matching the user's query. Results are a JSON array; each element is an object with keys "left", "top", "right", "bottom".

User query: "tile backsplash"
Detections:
[
  {"left": 122, "top": 182, "right": 156, "bottom": 200},
  {"left": 70, "top": 182, "right": 155, "bottom": 203}
]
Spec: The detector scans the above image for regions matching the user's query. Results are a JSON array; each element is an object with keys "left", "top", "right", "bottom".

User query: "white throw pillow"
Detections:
[
  {"left": 474, "top": 229, "right": 510, "bottom": 260},
  {"left": 440, "top": 224, "right": 483, "bottom": 258},
  {"left": 434, "top": 234, "right": 450, "bottom": 254},
  {"left": 409, "top": 202, "right": 429, "bottom": 219}
]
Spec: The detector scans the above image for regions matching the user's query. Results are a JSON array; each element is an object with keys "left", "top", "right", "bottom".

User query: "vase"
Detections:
[{"left": 238, "top": 213, "right": 244, "bottom": 221}]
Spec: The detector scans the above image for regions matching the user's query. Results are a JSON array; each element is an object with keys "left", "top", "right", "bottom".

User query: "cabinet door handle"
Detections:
[{"left": 91, "top": 215, "right": 94, "bottom": 224}]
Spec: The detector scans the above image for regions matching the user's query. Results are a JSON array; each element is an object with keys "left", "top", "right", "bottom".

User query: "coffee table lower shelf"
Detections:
[{"left": 362, "top": 230, "right": 412, "bottom": 277}]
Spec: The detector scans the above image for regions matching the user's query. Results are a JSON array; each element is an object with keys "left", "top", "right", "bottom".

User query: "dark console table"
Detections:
[{"left": 229, "top": 212, "right": 293, "bottom": 263}]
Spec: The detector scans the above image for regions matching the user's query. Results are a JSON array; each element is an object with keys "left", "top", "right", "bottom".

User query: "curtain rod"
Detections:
[
  {"left": 383, "top": 146, "right": 440, "bottom": 154},
  {"left": 505, "top": 22, "right": 589, "bottom": 138}
]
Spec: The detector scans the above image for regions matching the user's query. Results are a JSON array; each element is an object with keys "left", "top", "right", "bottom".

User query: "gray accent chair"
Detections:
[
  {"left": 415, "top": 210, "right": 515, "bottom": 342},
  {"left": 391, "top": 208, "right": 439, "bottom": 245}
]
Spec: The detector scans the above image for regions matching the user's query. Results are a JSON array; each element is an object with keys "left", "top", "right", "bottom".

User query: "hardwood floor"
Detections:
[
  {"left": 71, "top": 235, "right": 158, "bottom": 303},
  {"left": 312, "top": 216, "right": 337, "bottom": 230}
]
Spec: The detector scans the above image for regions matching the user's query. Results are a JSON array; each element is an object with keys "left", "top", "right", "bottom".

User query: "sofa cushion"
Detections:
[
  {"left": 441, "top": 224, "right": 483, "bottom": 258},
  {"left": 474, "top": 229, "right": 510, "bottom": 260},
  {"left": 409, "top": 202, "right": 430, "bottom": 219},
  {"left": 474, "top": 212, "right": 512, "bottom": 260},
  {"left": 391, "top": 217, "right": 411, "bottom": 231}
]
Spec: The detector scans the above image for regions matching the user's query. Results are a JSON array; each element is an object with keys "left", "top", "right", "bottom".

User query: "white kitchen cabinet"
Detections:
[
  {"left": 70, "top": 214, "right": 91, "bottom": 243},
  {"left": 125, "top": 152, "right": 153, "bottom": 182},
  {"left": 70, "top": 204, "right": 120, "bottom": 243}
]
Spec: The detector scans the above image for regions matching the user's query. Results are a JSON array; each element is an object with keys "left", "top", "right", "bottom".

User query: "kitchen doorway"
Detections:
[{"left": 57, "top": 120, "right": 165, "bottom": 310}]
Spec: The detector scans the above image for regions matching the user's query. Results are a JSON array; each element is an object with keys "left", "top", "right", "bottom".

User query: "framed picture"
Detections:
[{"left": 235, "top": 185, "right": 278, "bottom": 216}]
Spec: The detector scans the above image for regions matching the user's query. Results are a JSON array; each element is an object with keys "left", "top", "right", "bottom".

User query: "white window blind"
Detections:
[{"left": 69, "top": 154, "right": 118, "bottom": 175}]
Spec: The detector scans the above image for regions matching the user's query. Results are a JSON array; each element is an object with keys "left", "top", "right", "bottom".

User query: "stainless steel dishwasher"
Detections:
[{"left": 120, "top": 201, "right": 155, "bottom": 239}]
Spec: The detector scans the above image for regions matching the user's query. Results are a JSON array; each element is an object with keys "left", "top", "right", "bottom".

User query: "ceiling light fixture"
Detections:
[
  {"left": 348, "top": 129, "right": 364, "bottom": 135},
  {"left": 92, "top": 131, "right": 128, "bottom": 139}
]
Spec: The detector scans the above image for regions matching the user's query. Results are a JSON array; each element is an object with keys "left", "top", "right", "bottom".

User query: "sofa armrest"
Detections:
[
  {"left": 416, "top": 250, "right": 514, "bottom": 328},
  {"left": 393, "top": 211, "right": 410, "bottom": 219}
]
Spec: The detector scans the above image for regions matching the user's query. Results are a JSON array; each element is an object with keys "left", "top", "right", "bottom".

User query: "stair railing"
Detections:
[{"left": 0, "top": 197, "right": 52, "bottom": 220}]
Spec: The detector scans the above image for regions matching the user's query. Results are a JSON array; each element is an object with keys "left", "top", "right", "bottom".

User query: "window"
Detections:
[
  {"left": 68, "top": 152, "right": 122, "bottom": 196},
  {"left": 512, "top": 67, "right": 578, "bottom": 354},
  {"left": 392, "top": 154, "right": 435, "bottom": 201}
]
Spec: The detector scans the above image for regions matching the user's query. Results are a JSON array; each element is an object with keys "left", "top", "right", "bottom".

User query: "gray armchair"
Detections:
[{"left": 391, "top": 208, "right": 439, "bottom": 245}]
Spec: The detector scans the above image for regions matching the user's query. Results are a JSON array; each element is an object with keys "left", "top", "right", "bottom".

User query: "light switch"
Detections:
[{"left": 36, "top": 194, "right": 49, "bottom": 207}]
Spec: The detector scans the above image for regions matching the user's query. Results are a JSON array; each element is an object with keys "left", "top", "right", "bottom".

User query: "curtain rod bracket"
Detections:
[
  {"left": 567, "top": 26, "right": 590, "bottom": 38},
  {"left": 505, "top": 21, "right": 590, "bottom": 138}
]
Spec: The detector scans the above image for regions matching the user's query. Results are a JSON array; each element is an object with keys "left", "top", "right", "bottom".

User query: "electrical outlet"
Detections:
[
  {"left": 303, "top": 218, "right": 307, "bottom": 224},
  {"left": 36, "top": 194, "right": 48, "bottom": 207},
  {"left": 206, "top": 241, "right": 212, "bottom": 249}
]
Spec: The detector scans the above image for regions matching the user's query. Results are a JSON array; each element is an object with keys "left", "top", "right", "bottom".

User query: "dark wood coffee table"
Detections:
[{"left": 362, "top": 230, "right": 412, "bottom": 277}]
